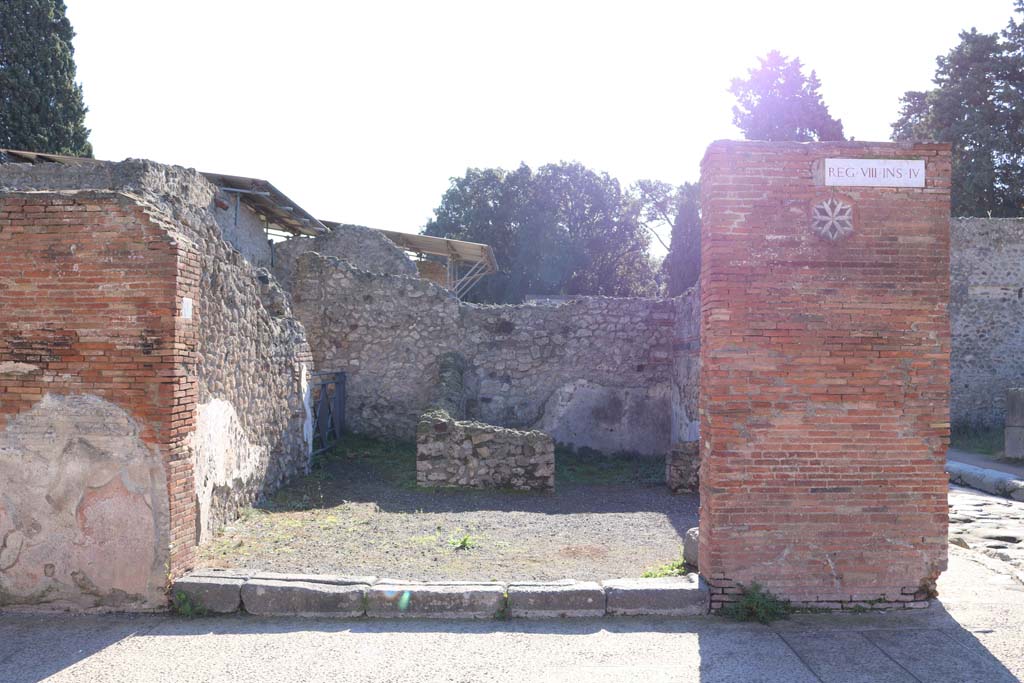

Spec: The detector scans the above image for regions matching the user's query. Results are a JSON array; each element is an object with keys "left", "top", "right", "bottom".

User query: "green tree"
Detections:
[
  {"left": 635, "top": 180, "right": 700, "bottom": 296},
  {"left": 0, "top": 0, "right": 92, "bottom": 156},
  {"left": 425, "top": 162, "right": 657, "bottom": 303},
  {"left": 730, "top": 51, "right": 845, "bottom": 142},
  {"left": 892, "top": 4, "right": 1024, "bottom": 217}
]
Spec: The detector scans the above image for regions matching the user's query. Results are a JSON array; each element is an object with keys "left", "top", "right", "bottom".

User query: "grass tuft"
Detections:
[
  {"left": 719, "top": 582, "right": 790, "bottom": 624},
  {"left": 170, "top": 591, "right": 207, "bottom": 618},
  {"left": 641, "top": 555, "right": 688, "bottom": 578},
  {"left": 448, "top": 533, "right": 478, "bottom": 551}
]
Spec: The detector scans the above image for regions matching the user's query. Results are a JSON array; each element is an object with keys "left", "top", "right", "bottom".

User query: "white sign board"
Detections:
[
  {"left": 824, "top": 158, "right": 925, "bottom": 188},
  {"left": 181, "top": 297, "right": 193, "bottom": 320}
]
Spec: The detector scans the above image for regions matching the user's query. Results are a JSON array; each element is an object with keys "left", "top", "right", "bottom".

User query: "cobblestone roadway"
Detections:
[{"left": 949, "top": 484, "right": 1024, "bottom": 571}]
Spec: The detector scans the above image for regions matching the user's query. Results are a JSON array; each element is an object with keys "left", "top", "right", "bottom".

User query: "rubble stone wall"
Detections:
[
  {"left": 950, "top": 218, "right": 1024, "bottom": 429},
  {"left": 416, "top": 409, "right": 555, "bottom": 491},
  {"left": 291, "top": 251, "right": 699, "bottom": 456},
  {"left": 272, "top": 222, "right": 418, "bottom": 290}
]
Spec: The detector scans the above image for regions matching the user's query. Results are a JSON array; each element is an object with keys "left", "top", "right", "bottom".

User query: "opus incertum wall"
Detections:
[{"left": 698, "top": 141, "right": 951, "bottom": 609}]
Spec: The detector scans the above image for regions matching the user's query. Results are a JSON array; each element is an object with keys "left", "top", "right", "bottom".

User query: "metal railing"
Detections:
[{"left": 311, "top": 371, "right": 346, "bottom": 456}]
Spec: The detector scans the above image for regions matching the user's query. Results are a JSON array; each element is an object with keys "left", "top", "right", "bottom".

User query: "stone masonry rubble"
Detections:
[{"left": 416, "top": 409, "right": 555, "bottom": 491}]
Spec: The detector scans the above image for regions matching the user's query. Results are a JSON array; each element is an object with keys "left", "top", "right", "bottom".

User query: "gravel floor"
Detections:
[{"left": 196, "top": 437, "right": 699, "bottom": 581}]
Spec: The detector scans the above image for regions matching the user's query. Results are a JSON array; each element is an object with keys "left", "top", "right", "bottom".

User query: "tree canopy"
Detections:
[
  {"left": 729, "top": 51, "right": 845, "bottom": 142},
  {"left": 635, "top": 180, "right": 700, "bottom": 297},
  {"left": 891, "top": 3, "right": 1024, "bottom": 217},
  {"left": 0, "top": 0, "right": 92, "bottom": 156},
  {"left": 425, "top": 162, "right": 662, "bottom": 304}
]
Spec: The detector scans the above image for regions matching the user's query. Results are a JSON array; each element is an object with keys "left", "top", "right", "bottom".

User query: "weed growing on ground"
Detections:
[
  {"left": 448, "top": 533, "right": 478, "bottom": 550},
  {"left": 719, "top": 582, "right": 790, "bottom": 624},
  {"left": 641, "top": 555, "right": 688, "bottom": 578},
  {"left": 171, "top": 591, "right": 207, "bottom": 618}
]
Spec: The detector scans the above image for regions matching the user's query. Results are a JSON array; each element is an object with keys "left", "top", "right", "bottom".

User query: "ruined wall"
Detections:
[
  {"left": 699, "top": 141, "right": 950, "bottom": 608},
  {"left": 950, "top": 218, "right": 1024, "bottom": 429},
  {"left": 0, "top": 160, "right": 313, "bottom": 608},
  {"left": 416, "top": 409, "right": 555, "bottom": 491},
  {"left": 0, "top": 192, "right": 179, "bottom": 609},
  {"left": 291, "top": 251, "right": 697, "bottom": 456},
  {"left": 273, "top": 222, "right": 418, "bottom": 290}
]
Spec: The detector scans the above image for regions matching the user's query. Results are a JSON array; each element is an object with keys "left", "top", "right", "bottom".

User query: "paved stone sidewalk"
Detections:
[
  {"left": 2, "top": 548, "right": 1022, "bottom": 682},
  {"left": 949, "top": 484, "right": 1024, "bottom": 572}
]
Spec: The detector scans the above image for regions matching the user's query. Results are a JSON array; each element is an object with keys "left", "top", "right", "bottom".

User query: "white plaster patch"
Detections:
[
  {"left": 300, "top": 362, "right": 314, "bottom": 456},
  {"left": 0, "top": 362, "right": 40, "bottom": 375},
  {"left": 190, "top": 399, "right": 267, "bottom": 544},
  {"left": 536, "top": 380, "right": 672, "bottom": 456}
]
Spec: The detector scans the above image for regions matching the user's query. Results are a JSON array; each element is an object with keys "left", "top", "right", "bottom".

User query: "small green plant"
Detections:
[
  {"left": 171, "top": 590, "right": 207, "bottom": 618},
  {"left": 719, "top": 582, "right": 790, "bottom": 624},
  {"left": 448, "top": 533, "right": 477, "bottom": 550},
  {"left": 641, "top": 556, "right": 688, "bottom": 578},
  {"left": 494, "top": 592, "right": 509, "bottom": 620}
]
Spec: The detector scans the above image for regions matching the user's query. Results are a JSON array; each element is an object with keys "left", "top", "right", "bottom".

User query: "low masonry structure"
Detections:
[
  {"left": 416, "top": 409, "right": 555, "bottom": 492},
  {"left": 1005, "top": 389, "right": 1024, "bottom": 460},
  {"left": 666, "top": 442, "right": 699, "bottom": 494},
  {"left": 699, "top": 140, "right": 951, "bottom": 610}
]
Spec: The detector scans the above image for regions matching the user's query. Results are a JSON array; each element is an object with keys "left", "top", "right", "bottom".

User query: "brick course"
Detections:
[
  {"left": 698, "top": 141, "right": 951, "bottom": 608},
  {"left": 0, "top": 191, "right": 198, "bottom": 581}
]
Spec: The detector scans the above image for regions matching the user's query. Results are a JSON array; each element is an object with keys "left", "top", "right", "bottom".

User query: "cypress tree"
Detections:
[{"left": 0, "top": 0, "right": 92, "bottom": 156}]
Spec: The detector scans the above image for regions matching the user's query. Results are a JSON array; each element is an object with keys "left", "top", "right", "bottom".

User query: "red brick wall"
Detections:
[
  {"left": 698, "top": 142, "right": 951, "bottom": 608},
  {"left": 0, "top": 192, "right": 198, "bottom": 579}
]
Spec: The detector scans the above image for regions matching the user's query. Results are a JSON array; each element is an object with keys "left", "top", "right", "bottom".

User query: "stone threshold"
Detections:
[{"left": 173, "top": 570, "right": 709, "bottom": 619}]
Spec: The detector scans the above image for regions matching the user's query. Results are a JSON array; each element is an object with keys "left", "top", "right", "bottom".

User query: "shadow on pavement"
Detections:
[{"left": 2, "top": 599, "right": 1018, "bottom": 683}]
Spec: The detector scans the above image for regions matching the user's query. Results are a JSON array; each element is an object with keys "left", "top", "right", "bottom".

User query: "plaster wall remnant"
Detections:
[
  {"left": 0, "top": 158, "right": 313, "bottom": 609},
  {"left": 0, "top": 395, "right": 168, "bottom": 609},
  {"left": 290, "top": 251, "right": 700, "bottom": 457},
  {"left": 699, "top": 140, "right": 951, "bottom": 609},
  {"left": 416, "top": 409, "right": 555, "bottom": 491},
  {"left": 272, "top": 221, "right": 418, "bottom": 290},
  {"left": 950, "top": 217, "right": 1024, "bottom": 429}
]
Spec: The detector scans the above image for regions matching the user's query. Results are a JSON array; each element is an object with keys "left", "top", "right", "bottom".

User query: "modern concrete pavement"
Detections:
[{"left": 2, "top": 547, "right": 1022, "bottom": 682}]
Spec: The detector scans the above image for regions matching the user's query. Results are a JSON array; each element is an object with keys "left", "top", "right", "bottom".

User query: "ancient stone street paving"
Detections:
[{"left": 949, "top": 484, "right": 1024, "bottom": 571}]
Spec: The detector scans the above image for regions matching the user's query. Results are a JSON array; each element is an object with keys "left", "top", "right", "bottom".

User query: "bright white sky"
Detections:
[{"left": 66, "top": 1, "right": 1016, "bottom": 253}]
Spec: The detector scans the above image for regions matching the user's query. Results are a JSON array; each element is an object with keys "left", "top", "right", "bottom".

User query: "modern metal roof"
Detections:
[
  {"left": 201, "top": 171, "right": 327, "bottom": 236},
  {"left": 0, "top": 149, "right": 326, "bottom": 237},
  {"left": 366, "top": 228, "right": 497, "bottom": 274},
  {"left": 0, "top": 150, "right": 496, "bottom": 288}
]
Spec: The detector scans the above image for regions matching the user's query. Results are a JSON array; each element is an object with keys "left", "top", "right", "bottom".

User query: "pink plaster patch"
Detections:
[{"left": 73, "top": 476, "right": 156, "bottom": 597}]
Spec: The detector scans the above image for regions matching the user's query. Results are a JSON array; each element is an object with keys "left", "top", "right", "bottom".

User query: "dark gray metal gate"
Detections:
[{"left": 311, "top": 371, "right": 346, "bottom": 456}]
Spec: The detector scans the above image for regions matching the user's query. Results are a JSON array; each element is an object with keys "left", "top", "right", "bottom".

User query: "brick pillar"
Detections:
[{"left": 698, "top": 141, "right": 951, "bottom": 609}]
